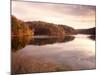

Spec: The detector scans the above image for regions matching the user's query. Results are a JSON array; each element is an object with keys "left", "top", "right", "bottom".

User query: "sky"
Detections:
[{"left": 12, "top": 1, "right": 96, "bottom": 29}]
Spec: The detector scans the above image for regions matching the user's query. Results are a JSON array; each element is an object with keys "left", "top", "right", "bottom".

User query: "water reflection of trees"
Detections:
[
  {"left": 12, "top": 36, "right": 75, "bottom": 51},
  {"left": 29, "top": 36, "right": 75, "bottom": 45},
  {"left": 88, "top": 35, "right": 95, "bottom": 40},
  {"left": 11, "top": 36, "right": 33, "bottom": 52}
]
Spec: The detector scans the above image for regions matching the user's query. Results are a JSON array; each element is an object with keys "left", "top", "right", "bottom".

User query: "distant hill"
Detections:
[
  {"left": 58, "top": 25, "right": 77, "bottom": 35},
  {"left": 12, "top": 16, "right": 76, "bottom": 37},
  {"left": 12, "top": 16, "right": 95, "bottom": 37},
  {"left": 26, "top": 21, "right": 76, "bottom": 37},
  {"left": 11, "top": 16, "right": 96, "bottom": 38},
  {"left": 26, "top": 21, "right": 65, "bottom": 37},
  {"left": 77, "top": 27, "right": 96, "bottom": 35}
]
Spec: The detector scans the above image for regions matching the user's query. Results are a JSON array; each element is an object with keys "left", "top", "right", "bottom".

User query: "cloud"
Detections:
[
  {"left": 12, "top": 1, "right": 96, "bottom": 29},
  {"left": 55, "top": 4, "right": 96, "bottom": 16}
]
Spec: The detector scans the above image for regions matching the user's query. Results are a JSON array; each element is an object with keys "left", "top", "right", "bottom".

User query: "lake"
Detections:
[{"left": 11, "top": 34, "right": 96, "bottom": 74}]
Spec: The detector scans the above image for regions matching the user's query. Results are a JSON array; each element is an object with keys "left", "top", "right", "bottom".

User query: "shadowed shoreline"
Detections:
[
  {"left": 12, "top": 35, "right": 75, "bottom": 52},
  {"left": 88, "top": 35, "right": 95, "bottom": 40}
]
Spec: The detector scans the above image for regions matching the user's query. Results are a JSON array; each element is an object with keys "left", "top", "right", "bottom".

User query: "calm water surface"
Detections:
[{"left": 12, "top": 34, "right": 96, "bottom": 74}]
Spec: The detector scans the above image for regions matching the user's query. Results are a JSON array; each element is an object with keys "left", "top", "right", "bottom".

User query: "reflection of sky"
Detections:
[
  {"left": 13, "top": 35, "right": 95, "bottom": 70},
  {"left": 12, "top": 1, "right": 96, "bottom": 29}
]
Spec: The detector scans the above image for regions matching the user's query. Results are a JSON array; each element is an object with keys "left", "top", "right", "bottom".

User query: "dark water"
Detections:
[{"left": 11, "top": 35, "right": 96, "bottom": 74}]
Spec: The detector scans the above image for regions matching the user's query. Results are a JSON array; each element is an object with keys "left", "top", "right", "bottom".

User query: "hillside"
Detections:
[
  {"left": 11, "top": 16, "right": 34, "bottom": 36},
  {"left": 77, "top": 27, "right": 96, "bottom": 35},
  {"left": 12, "top": 15, "right": 95, "bottom": 37},
  {"left": 26, "top": 21, "right": 76, "bottom": 37},
  {"left": 58, "top": 25, "right": 77, "bottom": 35}
]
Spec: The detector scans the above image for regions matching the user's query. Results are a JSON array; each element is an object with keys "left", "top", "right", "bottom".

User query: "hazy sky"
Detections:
[{"left": 12, "top": 1, "right": 96, "bottom": 29}]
